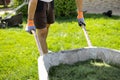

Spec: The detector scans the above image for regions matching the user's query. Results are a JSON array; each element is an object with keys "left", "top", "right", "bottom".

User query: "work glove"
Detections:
[
  {"left": 77, "top": 11, "right": 86, "bottom": 26},
  {"left": 25, "top": 20, "right": 36, "bottom": 34}
]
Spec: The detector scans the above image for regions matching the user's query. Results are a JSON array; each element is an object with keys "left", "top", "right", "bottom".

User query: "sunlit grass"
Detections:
[{"left": 0, "top": 14, "right": 120, "bottom": 80}]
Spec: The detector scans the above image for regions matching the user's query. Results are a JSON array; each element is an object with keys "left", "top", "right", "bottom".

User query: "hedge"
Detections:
[
  {"left": 54, "top": 0, "right": 76, "bottom": 17},
  {"left": 13, "top": 0, "right": 77, "bottom": 17}
]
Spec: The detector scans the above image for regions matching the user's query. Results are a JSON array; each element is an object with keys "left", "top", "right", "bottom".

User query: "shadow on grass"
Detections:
[
  {"left": 49, "top": 59, "right": 120, "bottom": 80},
  {"left": 56, "top": 13, "right": 120, "bottom": 23},
  {"left": 85, "top": 13, "right": 120, "bottom": 20},
  {"left": 1, "top": 13, "right": 119, "bottom": 29},
  {"left": 0, "top": 25, "right": 23, "bottom": 29}
]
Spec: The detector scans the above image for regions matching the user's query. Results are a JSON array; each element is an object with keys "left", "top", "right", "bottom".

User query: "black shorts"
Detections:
[{"left": 34, "top": 1, "right": 55, "bottom": 29}]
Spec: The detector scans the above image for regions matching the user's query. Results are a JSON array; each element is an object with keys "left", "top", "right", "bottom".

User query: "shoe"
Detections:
[{"left": 48, "top": 50, "right": 53, "bottom": 53}]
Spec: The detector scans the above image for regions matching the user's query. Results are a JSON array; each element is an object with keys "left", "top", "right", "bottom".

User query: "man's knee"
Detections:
[{"left": 37, "top": 28, "right": 48, "bottom": 36}]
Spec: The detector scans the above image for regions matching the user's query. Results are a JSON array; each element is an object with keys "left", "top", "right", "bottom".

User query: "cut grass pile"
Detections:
[
  {"left": 0, "top": 14, "right": 120, "bottom": 80},
  {"left": 49, "top": 60, "right": 120, "bottom": 80}
]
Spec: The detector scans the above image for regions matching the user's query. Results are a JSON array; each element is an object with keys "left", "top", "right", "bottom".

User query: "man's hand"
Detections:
[
  {"left": 78, "top": 18, "right": 85, "bottom": 26},
  {"left": 77, "top": 11, "right": 86, "bottom": 26},
  {"left": 25, "top": 20, "right": 36, "bottom": 34}
]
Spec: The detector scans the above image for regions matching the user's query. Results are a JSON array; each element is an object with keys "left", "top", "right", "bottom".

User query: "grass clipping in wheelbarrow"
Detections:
[{"left": 49, "top": 59, "right": 120, "bottom": 80}]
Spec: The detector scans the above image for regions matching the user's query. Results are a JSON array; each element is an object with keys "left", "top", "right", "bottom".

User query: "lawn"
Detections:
[{"left": 0, "top": 14, "right": 120, "bottom": 80}]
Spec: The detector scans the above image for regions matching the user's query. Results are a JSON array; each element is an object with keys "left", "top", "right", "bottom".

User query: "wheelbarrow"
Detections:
[{"left": 32, "top": 25, "right": 120, "bottom": 80}]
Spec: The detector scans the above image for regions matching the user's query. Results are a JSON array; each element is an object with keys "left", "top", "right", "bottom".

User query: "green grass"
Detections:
[
  {"left": 48, "top": 14, "right": 120, "bottom": 51},
  {"left": 0, "top": 14, "right": 120, "bottom": 80},
  {"left": 49, "top": 59, "right": 120, "bottom": 80},
  {"left": 0, "top": 5, "right": 11, "bottom": 8}
]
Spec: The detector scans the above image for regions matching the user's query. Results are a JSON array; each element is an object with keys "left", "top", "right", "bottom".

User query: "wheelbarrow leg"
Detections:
[{"left": 31, "top": 30, "right": 49, "bottom": 80}]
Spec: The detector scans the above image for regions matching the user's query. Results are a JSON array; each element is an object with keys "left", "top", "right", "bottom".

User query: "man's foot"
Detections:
[{"left": 48, "top": 50, "right": 53, "bottom": 53}]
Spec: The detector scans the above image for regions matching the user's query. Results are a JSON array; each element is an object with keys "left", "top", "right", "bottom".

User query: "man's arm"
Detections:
[
  {"left": 28, "top": 0, "right": 38, "bottom": 20},
  {"left": 26, "top": 0, "right": 38, "bottom": 33},
  {"left": 75, "top": 0, "right": 86, "bottom": 26},
  {"left": 75, "top": 0, "right": 83, "bottom": 11}
]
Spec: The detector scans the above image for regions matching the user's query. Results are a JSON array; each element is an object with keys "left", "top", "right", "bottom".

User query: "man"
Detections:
[
  {"left": 26, "top": 0, "right": 54, "bottom": 54},
  {"left": 25, "top": 0, "right": 85, "bottom": 55}
]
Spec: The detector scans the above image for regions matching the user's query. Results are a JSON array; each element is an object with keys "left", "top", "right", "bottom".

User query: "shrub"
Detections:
[{"left": 54, "top": 0, "right": 77, "bottom": 17}]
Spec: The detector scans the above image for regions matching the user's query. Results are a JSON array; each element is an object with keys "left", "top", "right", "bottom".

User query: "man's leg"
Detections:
[
  {"left": 37, "top": 24, "right": 50, "bottom": 54},
  {"left": 45, "top": 24, "right": 50, "bottom": 38},
  {"left": 35, "top": 2, "right": 54, "bottom": 54}
]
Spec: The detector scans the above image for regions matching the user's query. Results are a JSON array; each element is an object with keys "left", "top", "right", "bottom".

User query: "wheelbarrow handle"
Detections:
[
  {"left": 31, "top": 30, "right": 44, "bottom": 56},
  {"left": 81, "top": 25, "right": 92, "bottom": 47}
]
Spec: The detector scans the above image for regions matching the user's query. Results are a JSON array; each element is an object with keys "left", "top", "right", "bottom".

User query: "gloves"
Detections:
[
  {"left": 77, "top": 11, "right": 86, "bottom": 26},
  {"left": 25, "top": 20, "right": 36, "bottom": 34},
  {"left": 78, "top": 18, "right": 86, "bottom": 26}
]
